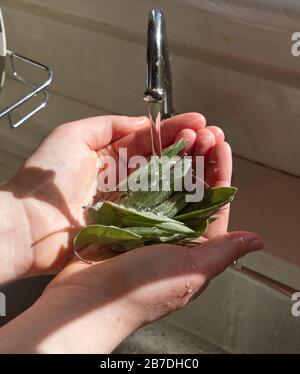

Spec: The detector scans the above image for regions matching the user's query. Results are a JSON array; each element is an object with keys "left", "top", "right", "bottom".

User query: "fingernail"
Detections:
[
  {"left": 249, "top": 239, "right": 264, "bottom": 251},
  {"left": 208, "top": 126, "right": 225, "bottom": 141},
  {"left": 230, "top": 232, "right": 264, "bottom": 253}
]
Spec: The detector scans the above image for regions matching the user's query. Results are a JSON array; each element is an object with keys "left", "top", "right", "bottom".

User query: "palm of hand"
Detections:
[{"left": 8, "top": 113, "right": 229, "bottom": 274}]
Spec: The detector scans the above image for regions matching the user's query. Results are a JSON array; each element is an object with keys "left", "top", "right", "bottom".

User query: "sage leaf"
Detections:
[
  {"left": 126, "top": 227, "right": 173, "bottom": 239},
  {"left": 152, "top": 192, "right": 188, "bottom": 217},
  {"left": 121, "top": 152, "right": 190, "bottom": 210},
  {"left": 73, "top": 139, "right": 238, "bottom": 254},
  {"left": 90, "top": 200, "right": 195, "bottom": 236},
  {"left": 74, "top": 224, "right": 141, "bottom": 250},
  {"left": 117, "top": 139, "right": 186, "bottom": 199},
  {"left": 175, "top": 187, "right": 237, "bottom": 222},
  {"left": 163, "top": 139, "right": 186, "bottom": 157}
]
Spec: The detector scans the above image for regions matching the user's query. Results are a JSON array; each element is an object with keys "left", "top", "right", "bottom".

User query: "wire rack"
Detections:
[{"left": 0, "top": 50, "right": 53, "bottom": 129}]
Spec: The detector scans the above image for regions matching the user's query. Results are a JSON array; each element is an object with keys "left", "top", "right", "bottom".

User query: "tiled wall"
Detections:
[{"left": 0, "top": 0, "right": 299, "bottom": 288}]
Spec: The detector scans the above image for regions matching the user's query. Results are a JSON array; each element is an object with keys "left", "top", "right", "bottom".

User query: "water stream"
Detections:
[{"left": 147, "top": 102, "right": 163, "bottom": 157}]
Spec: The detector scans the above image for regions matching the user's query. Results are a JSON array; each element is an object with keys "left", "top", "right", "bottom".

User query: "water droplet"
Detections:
[
  {"left": 205, "top": 160, "right": 216, "bottom": 168},
  {"left": 233, "top": 236, "right": 245, "bottom": 244},
  {"left": 233, "top": 259, "right": 242, "bottom": 270}
]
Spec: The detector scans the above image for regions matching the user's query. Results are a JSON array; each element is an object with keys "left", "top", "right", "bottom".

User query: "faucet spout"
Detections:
[{"left": 144, "top": 8, "right": 174, "bottom": 119}]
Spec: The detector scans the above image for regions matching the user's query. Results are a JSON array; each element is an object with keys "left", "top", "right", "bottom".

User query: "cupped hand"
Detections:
[
  {"left": 34, "top": 229, "right": 262, "bottom": 353},
  {"left": 0, "top": 112, "right": 264, "bottom": 353},
  {"left": 39, "top": 115, "right": 263, "bottom": 353},
  {"left": 2, "top": 113, "right": 211, "bottom": 280}
]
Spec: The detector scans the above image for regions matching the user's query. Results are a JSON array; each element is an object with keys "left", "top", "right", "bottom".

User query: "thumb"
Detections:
[
  {"left": 61, "top": 115, "right": 149, "bottom": 151},
  {"left": 190, "top": 231, "right": 263, "bottom": 280}
]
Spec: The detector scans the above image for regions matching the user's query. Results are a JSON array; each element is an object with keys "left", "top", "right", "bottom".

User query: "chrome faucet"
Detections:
[{"left": 143, "top": 8, "right": 174, "bottom": 119}]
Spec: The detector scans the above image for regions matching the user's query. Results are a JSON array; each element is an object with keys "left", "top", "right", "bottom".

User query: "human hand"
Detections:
[
  {"left": 0, "top": 230, "right": 263, "bottom": 353},
  {"left": 0, "top": 113, "right": 263, "bottom": 353},
  {"left": 0, "top": 113, "right": 213, "bottom": 283}
]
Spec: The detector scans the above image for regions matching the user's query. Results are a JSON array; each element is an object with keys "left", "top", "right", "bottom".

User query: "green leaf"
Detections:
[
  {"left": 121, "top": 157, "right": 172, "bottom": 209},
  {"left": 152, "top": 192, "right": 188, "bottom": 217},
  {"left": 90, "top": 201, "right": 195, "bottom": 236},
  {"left": 121, "top": 157, "right": 190, "bottom": 210},
  {"left": 126, "top": 226, "right": 172, "bottom": 239},
  {"left": 208, "top": 216, "right": 218, "bottom": 224},
  {"left": 147, "top": 234, "right": 186, "bottom": 244},
  {"left": 91, "top": 201, "right": 178, "bottom": 225},
  {"left": 75, "top": 141, "right": 238, "bottom": 253},
  {"left": 162, "top": 139, "right": 186, "bottom": 157},
  {"left": 74, "top": 224, "right": 141, "bottom": 250},
  {"left": 175, "top": 187, "right": 237, "bottom": 222},
  {"left": 156, "top": 221, "right": 195, "bottom": 235},
  {"left": 89, "top": 202, "right": 119, "bottom": 226},
  {"left": 194, "top": 219, "right": 209, "bottom": 237},
  {"left": 117, "top": 139, "right": 187, "bottom": 209}
]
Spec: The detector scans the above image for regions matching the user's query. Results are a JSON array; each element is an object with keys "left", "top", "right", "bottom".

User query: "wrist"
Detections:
[
  {"left": 0, "top": 283, "right": 139, "bottom": 353},
  {"left": 41, "top": 286, "right": 139, "bottom": 353},
  {"left": 0, "top": 183, "right": 33, "bottom": 284}
]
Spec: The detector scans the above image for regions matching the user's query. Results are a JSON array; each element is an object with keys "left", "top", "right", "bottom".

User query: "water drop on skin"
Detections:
[
  {"left": 205, "top": 160, "right": 216, "bottom": 168},
  {"left": 234, "top": 259, "right": 242, "bottom": 270},
  {"left": 232, "top": 237, "right": 244, "bottom": 270},
  {"left": 233, "top": 236, "right": 245, "bottom": 244}
]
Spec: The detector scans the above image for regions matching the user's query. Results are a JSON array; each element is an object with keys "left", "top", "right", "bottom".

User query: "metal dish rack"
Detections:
[{"left": 0, "top": 8, "right": 53, "bottom": 129}]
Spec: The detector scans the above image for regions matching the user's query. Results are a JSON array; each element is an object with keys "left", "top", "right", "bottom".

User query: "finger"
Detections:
[
  {"left": 190, "top": 231, "right": 263, "bottom": 280},
  {"left": 63, "top": 115, "right": 149, "bottom": 151},
  {"left": 193, "top": 128, "right": 216, "bottom": 161},
  {"left": 206, "top": 141, "right": 232, "bottom": 188},
  {"left": 206, "top": 126, "right": 225, "bottom": 143},
  {"left": 175, "top": 129, "right": 197, "bottom": 155},
  {"left": 162, "top": 113, "right": 206, "bottom": 146},
  {"left": 112, "top": 112, "right": 206, "bottom": 159},
  {"left": 204, "top": 141, "right": 232, "bottom": 238}
]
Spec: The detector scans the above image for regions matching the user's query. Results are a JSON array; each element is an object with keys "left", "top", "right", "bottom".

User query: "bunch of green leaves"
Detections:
[{"left": 74, "top": 140, "right": 237, "bottom": 252}]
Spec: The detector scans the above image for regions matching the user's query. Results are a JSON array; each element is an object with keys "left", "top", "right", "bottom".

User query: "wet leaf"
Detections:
[
  {"left": 126, "top": 226, "right": 172, "bottom": 239},
  {"left": 73, "top": 140, "right": 237, "bottom": 253},
  {"left": 175, "top": 187, "right": 237, "bottom": 222},
  {"left": 163, "top": 139, "right": 186, "bottom": 157},
  {"left": 74, "top": 224, "right": 141, "bottom": 250},
  {"left": 152, "top": 192, "right": 188, "bottom": 217},
  {"left": 121, "top": 153, "right": 190, "bottom": 210},
  {"left": 90, "top": 200, "right": 194, "bottom": 235},
  {"left": 117, "top": 139, "right": 186, "bottom": 201}
]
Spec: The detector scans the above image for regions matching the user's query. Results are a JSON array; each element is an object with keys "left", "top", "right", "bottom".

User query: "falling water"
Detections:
[{"left": 147, "top": 102, "right": 163, "bottom": 157}]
